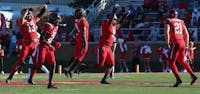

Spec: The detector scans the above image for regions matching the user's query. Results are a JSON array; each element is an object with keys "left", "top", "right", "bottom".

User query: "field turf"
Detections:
[{"left": 0, "top": 72, "right": 200, "bottom": 94}]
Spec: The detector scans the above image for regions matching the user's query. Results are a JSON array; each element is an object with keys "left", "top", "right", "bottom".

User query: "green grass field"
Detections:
[{"left": 0, "top": 73, "right": 200, "bottom": 94}]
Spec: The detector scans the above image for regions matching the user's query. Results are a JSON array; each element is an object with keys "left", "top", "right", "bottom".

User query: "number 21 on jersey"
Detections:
[{"left": 174, "top": 22, "right": 182, "bottom": 34}]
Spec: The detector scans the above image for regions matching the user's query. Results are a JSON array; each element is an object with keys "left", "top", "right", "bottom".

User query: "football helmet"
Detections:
[
  {"left": 74, "top": 8, "right": 86, "bottom": 19},
  {"left": 168, "top": 9, "right": 178, "bottom": 18},
  {"left": 49, "top": 12, "right": 61, "bottom": 26}
]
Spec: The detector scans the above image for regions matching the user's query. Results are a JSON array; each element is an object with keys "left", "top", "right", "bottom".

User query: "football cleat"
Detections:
[
  {"left": 47, "top": 84, "right": 58, "bottom": 89},
  {"left": 173, "top": 79, "right": 182, "bottom": 87},
  {"left": 5, "top": 78, "right": 11, "bottom": 84},
  {"left": 191, "top": 75, "right": 197, "bottom": 85},
  {"left": 28, "top": 79, "right": 36, "bottom": 85},
  {"left": 101, "top": 80, "right": 111, "bottom": 84}
]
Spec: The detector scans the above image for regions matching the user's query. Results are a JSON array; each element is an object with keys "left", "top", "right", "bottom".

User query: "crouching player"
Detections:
[{"left": 26, "top": 12, "right": 62, "bottom": 89}]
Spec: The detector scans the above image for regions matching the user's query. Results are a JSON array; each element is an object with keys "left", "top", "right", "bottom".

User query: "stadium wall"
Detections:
[{"left": 55, "top": 42, "right": 200, "bottom": 72}]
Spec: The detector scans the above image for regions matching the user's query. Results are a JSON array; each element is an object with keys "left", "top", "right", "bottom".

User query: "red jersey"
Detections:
[
  {"left": 75, "top": 18, "right": 89, "bottom": 44},
  {"left": 189, "top": 47, "right": 194, "bottom": 60},
  {"left": 101, "top": 19, "right": 109, "bottom": 36},
  {"left": 99, "top": 19, "right": 109, "bottom": 46},
  {"left": 117, "top": 29, "right": 123, "bottom": 38},
  {"left": 157, "top": 47, "right": 169, "bottom": 61},
  {"left": 16, "top": 16, "right": 38, "bottom": 40},
  {"left": 0, "top": 49, "right": 4, "bottom": 57},
  {"left": 168, "top": 18, "right": 187, "bottom": 43},
  {"left": 42, "top": 23, "right": 58, "bottom": 44},
  {"left": 99, "top": 24, "right": 116, "bottom": 47},
  {"left": 140, "top": 45, "right": 151, "bottom": 59}
]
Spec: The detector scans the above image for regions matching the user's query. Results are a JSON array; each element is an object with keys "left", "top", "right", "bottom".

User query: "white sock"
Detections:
[
  {"left": 41, "top": 65, "right": 49, "bottom": 74},
  {"left": 111, "top": 66, "right": 115, "bottom": 76},
  {"left": 24, "top": 57, "right": 32, "bottom": 80}
]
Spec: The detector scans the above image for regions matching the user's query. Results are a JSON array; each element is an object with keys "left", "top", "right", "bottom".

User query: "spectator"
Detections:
[
  {"left": 148, "top": 24, "right": 159, "bottom": 41},
  {"left": 126, "top": 30, "right": 134, "bottom": 41},
  {"left": 134, "top": 6, "right": 145, "bottom": 28},
  {"left": 184, "top": 10, "right": 192, "bottom": 27},
  {"left": 16, "top": 31, "right": 22, "bottom": 40},
  {"left": 159, "top": 13, "right": 167, "bottom": 28},
  {"left": 89, "top": 31, "right": 94, "bottom": 42},
  {"left": 3, "top": 31, "right": 10, "bottom": 55},
  {"left": 191, "top": 8, "right": 200, "bottom": 26},
  {"left": 189, "top": 28, "right": 198, "bottom": 41},
  {"left": 7, "top": 31, "right": 17, "bottom": 58},
  {"left": 117, "top": 7, "right": 129, "bottom": 24},
  {"left": 0, "top": 32, "right": 3, "bottom": 45},
  {"left": 151, "top": 0, "right": 159, "bottom": 11},
  {"left": 143, "top": 16, "right": 151, "bottom": 27},
  {"left": 0, "top": 13, "right": 6, "bottom": 34},
  {"left": 157, "top": 47, "right": 171, "bottom": 72},
  {"left": 188, "top": 41, "right": 196, "bottom": 71},
  {"left": 65, "top": 33, "right": 70, "bottom": 42},
  {"left": 180, "top": 41, "right": 195, "bottom": 73},
  {"left": 178, "top": 1, "right": 188, "bottom": 18},
  {"left": 131, "top": 44, "right": 140, "bottom": 72},
  {"left": 156, "top": 4, "right": 165, "bottom": 21},
  {"left": 143, "top": 0, "right": 151, "bottom": 12},
  {"left": 140, "top": 43, "right": 152, "bottom": 72},
  {"left": 117, "top": 37, "right": 129, "bottom": 73},
  {"left": 0, "top": 44, "right": 4, "bottom": 74}
]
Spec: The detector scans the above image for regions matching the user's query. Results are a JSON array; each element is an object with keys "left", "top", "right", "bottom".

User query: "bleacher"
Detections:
[
  {"left": 89, "top": 0, "right": 200, "bottom": 42},
  {"left": 90, "top": 0, "right": 145, "bottom": 41}
]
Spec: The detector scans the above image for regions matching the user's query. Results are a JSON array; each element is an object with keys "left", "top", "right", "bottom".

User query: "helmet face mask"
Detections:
[
  {"left": 49, "top": 13, "right": 61, "bottom": 26},
  {"left": 21, "top": 8, "right": 34, "bottom": 20},
  {"left": 25, "top": 11, "right": 34, "bottom": 20}
]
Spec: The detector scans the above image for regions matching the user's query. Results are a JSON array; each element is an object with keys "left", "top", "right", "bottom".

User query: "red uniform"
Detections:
[
  {"left": 117, "top": 38, "right": 127, "bottom": 60},
  {"left": 10, "top": 17, "right": 38, "bottom": 75},
  {"left": 28, "top": 23, "right": 58, "bottom": 80},
  {"left": 97, "top": 24, "right": 116, "bottom": 68},
  {"left": 36, "top": 23, "right": 58, "bottom": 68},
  {"left": 157, "top": 47, "right": 169, "bottom": 62},
  {"left": 189, "top": 47, "right": 194, "bottom": 60},
  {"left": 74, "top": 18, "right": 89, "bottom": 62},
  {"left": 99, "top": 19, "right": 109, "bottom": 47},
  {"left": 140, "top": 45, "right": 151, "bottom": 59},
  {"left": 0, "top": 49, "right": 3, "bottom": 57},
  {"left": 168, "top": 18, "right": 194, "bottom": 77}
]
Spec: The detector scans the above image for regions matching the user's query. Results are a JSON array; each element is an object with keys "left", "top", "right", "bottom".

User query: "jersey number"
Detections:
[{"left": 174, "top": 22, "right": 182, "bottom": 34}]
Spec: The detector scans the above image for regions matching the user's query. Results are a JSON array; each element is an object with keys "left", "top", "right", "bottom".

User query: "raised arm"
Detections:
[
  {"left": 36, "top": 4, "right": 47, "bottom": 22},
  {"left": 16, "top": 9, "right": 29, "bottom": 27}
]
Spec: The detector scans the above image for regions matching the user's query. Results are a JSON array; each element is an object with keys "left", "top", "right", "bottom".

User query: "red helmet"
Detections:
[{"left": 168, "top": 9, "right": 178, "bottom": 18}]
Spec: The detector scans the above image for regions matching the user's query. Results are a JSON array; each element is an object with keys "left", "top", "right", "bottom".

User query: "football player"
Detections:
[{"left": 164, "top": 9, "right": 197, "bottom": 87}]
